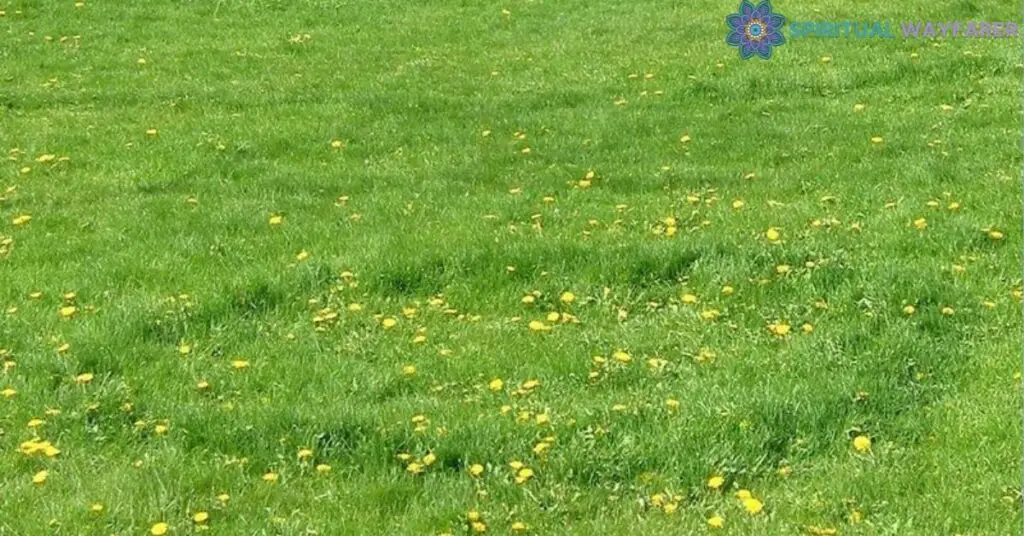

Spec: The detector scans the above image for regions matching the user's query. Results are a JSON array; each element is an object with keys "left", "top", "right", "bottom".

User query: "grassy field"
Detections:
[{"left": 1, "top": 1, "right": 1021, "bottom": 534}]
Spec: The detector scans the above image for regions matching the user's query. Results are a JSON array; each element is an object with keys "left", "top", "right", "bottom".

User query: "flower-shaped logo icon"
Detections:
[{"left": 726, "top": 0, "right": 786, "bottom": 60}]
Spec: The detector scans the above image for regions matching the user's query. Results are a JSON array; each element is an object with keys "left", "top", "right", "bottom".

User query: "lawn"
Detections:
[{"left": 0, "top": 1, "right": 1021, "bottom": 534}]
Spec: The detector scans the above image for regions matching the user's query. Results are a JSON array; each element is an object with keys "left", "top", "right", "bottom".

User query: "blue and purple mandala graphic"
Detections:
[{"left": 726, "top": 0, "right": 787, "bottom": 60}]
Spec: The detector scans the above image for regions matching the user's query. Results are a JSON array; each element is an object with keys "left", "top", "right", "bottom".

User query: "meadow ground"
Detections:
[{"left": 0, "top": 1, "right": 1022, "bottom": 534}]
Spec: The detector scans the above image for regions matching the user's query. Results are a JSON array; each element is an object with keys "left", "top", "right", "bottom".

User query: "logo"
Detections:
[{"left": 726, "top": 0, "right": 787, "bottom": 60}]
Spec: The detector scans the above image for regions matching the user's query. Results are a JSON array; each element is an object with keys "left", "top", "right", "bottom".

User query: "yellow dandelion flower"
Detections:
[
  {"left": 903, "top": 304, "right": 915, "bottom": 315},
  {"left": 75, "top": 373, "right": 94, "bottom": 384},
  {"left": 382, "top": 317, "right": 398, "bottom": 329},
  {"left": 316, "top": 463, "right": 332, "bottom": 473},
  {"left": 488, "top": 378, "right": 504, "bottom": 392},
  {"left": 560, "top": 291, "right": 575, "bottom": 303},
  {"left": 765, "top": 228, "right": 781, "bottom": 242},
  {"left": 231, "top": 360, "right": 249, "bottom": 370},
  {"left": 59, "top": 306, "right": 78, "bottom": 318},
  {"left": 853, "top": 434, "right": 871, "bottom": 452},
  {"left": 708, "top": 515, "right": 724, "bottom": 528},
  {"left": 707, "top": 475, "right": 724, "bottom": 490},
  {"left": 743, "top": 498, "right": 764, "bottom": 515},
  {"left": 515, "top": 467, "right": 534, "bottom": 484},
  {"left": 33, "top": 470, "right": 48, "bottom": 485},
  {"left": 402, "top": 365, "right": 417, "bottom": 376},
  {"left": 262, "top": 472, "right": 279, "bottom": 483},
  {"left": 528, "top": 320, "right": 550, "bottom": 332},
  {"left": 469, "top": 463, "right": 485, "bottom": 477},
  {"left": 193, "top": 512, "right": 209, "bottom": 524},
  {"left": 269, "top": 214, "right": 283, "bottom": 225},
  {"left": 150, "top": 522, "right": 168, "bottom": 535}
]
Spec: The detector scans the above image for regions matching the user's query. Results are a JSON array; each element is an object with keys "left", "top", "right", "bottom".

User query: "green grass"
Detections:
[{"left": 0, "top": 0, "right": 1021, "bottom": 534}]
